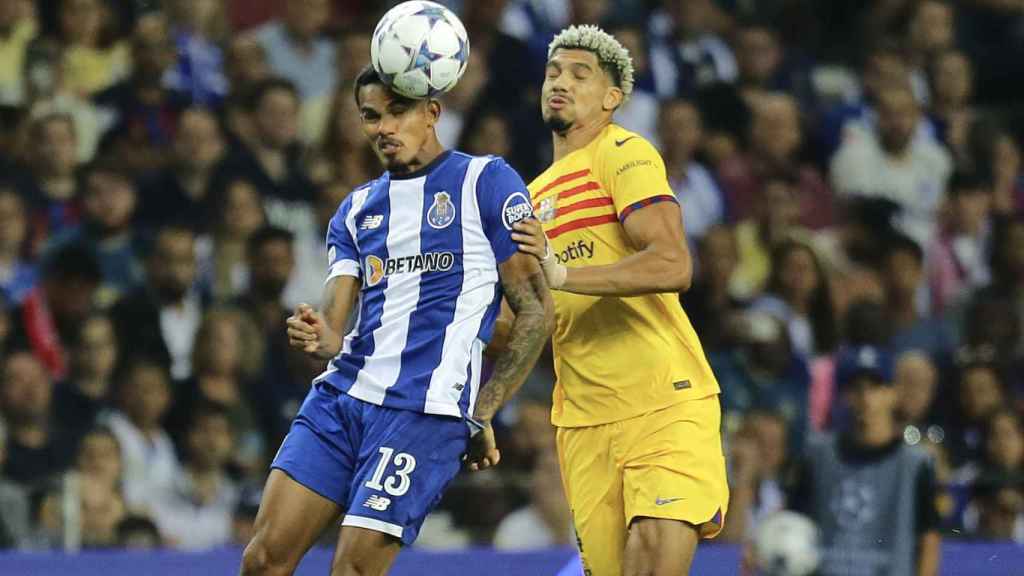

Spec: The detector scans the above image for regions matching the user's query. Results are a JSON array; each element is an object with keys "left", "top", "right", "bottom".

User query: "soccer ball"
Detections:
[
  {"left": 370, "top": 1, "right": 470, "bottom": 99},
  {"left": 751, "top": 511, "right": 821, "bottom": 576}
]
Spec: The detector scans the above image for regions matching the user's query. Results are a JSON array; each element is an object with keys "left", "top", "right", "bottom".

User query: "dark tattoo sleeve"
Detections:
[{"left": 473, "top": 269, "right": 552, "bottom": 421}]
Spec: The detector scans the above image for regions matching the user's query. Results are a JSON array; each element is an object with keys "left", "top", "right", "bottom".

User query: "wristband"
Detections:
[{"left": 540, "top": 245, "right": 567, "bottom": 289}]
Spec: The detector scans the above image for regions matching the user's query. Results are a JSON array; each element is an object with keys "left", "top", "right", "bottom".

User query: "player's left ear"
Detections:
[
  {"left": 602, "top": 87, "right": 624, "bottom": 112},
  {"left": 426, "top": 99, "right": 442, "bottom": 127}
]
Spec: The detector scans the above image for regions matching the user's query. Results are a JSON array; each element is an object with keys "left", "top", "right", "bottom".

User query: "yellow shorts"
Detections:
[{"left": 556, "top": 395, "right": 729, "bottom": 576}]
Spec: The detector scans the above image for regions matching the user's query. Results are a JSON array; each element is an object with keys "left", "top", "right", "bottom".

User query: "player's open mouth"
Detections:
[{"left": 378, "top": 140, "right": 401, "bottom": 154}]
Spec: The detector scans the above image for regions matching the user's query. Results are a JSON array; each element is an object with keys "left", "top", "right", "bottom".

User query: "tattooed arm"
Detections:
[
  {"left": 466, "top": 252, "right": 554, "bottom": 469},
  {"left": 286, "top": 275, "right": 361, "bottom": 359}
]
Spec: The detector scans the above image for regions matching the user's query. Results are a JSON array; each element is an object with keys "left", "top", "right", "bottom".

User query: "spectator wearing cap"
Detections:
[
  {"left": 926, "top": 171, "right": 992, "bottom": 315},
  {"left": 254, "top": 0, "right": 336, "bottom": 101},
  {"left": 830, "top": 82, "right": 952, "bottom": 247},
  {"left": 789, "top": 344, "right": 942, "bottom": 576}
]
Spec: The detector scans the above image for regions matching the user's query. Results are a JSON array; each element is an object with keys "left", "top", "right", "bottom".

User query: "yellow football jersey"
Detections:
[{"left": 529, "top": 124, "right": 720, "bottom": 428}]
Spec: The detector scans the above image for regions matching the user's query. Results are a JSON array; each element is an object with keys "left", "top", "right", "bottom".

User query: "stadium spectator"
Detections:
[
  {"left": 74, "top": 425, "right": 122, "bottom": 493},
  {"left": 601, "top": 23, "right": 660, "bottom": 147},
  {"left": 893, "top": 351, "right": 941, "bottom": 433},
  {"left": 711, "top": 311, "right": 810, "bottom": 449},
  {"left": 659, "top": 98, "right": 724, "bottom": 243},
  {"left": 982, "top": 410, "right": 1024, "bottom": 479},
  {"left": 458, "top": 109, "right": 514, "bottom": 159},
  {"left": 48, "top": 0, "right": 130, "bottom": 98},
  {"left": 882, "top": 233, "right": 954, "bottom": 359},
  {"left": 45, "top": 159, "right": 143, "bottom": 305},
  {"left": 116, "top": 514, "right": 163, "bottom": 549},
  {"left": 93, "top": 13, "right": 191, "bottom": 175},
  {"left": 0, "top": 186, "right": 36, "bottom": 306},
  {"left": 928, "top": 49, "right": 974, "bottom": 151},
  {"left": 789, "top": 345, "right": 941, "bottom": 576},
  {"left": 0, "top": 0, "right": 36, "bottom": 106},
  {"left": 164, "top": 0, "right": 230, "bottom": 106},
  {"left": 731, "top": 172, "right": 804, "bottom": 298},
  {"left": 137, "top": 107, "right": 226, "bottom": 233},
  {"left": 305, "top": 80, "right": 379, "bottom": 188},
  {"left": 990, "top": 132, "right": 1023, "bottom": 216},
  {"left": 211, "top": 78, "right": 317, "bottom": 242},
  {"left": 0, "top": 418, "right": 32, "bottom": 549},
  {"left": 493, "top": 448, "right": 572, "bottom": 550},
  {"left": 904, "top": 0, "right": 956, "bottom": 104},
  {"left": 751, "top": 240, "right": 837, "bottom": 358},
  {"left": 235, "top": 227, "right": 308, "bottom": 452},
  {"left": 721, "top": 410, "right": 789, "bottom": 542},
  {"left": 927, "top": 171, "right": 992, "bottom": 314},
  {"left": 831, "top": 82, "right": 952, "bottom": 246},
  {"left": 52, "top": 314, "right": 117, "bottom": 434},
  {"left": 13, "top": 113, "right": 82, "bottom": 247},
  {"left": 198, "top": 177, "right": 266, "bottom": 302},
  {"left": 152, "top": 402, "right": 239, "bottom": 549},
  {"left": 103, "top": 357, "right": 179, "bottom": 511},
  {"left": 949, "top": 353, "right": 1006, "bottom": 468},
  {"left": 434, "top": 50, "right": 489, "bottom": 150},
  {"left": 648, "top": 0, "right": 737, "bottom": 98},
  {"left": 681, "top": 225, "right": 745, "bottom": 354},
  {"left": 9, "top": 244, "right": 101, "bottom": 379},
  {"left": 77, "top": 474, "right": 127, "bottom": 548},
  {"left": 254, "top": 0, "right": 336, "bottom": 101},
  {"left": 167, "top": 308, "right": 264, "bottom": 476},
  {"left": 110, "top": 225, "right": 201, "bottom": 381},
  {"left": 717, "top": 93, "right": 833, "bottom": 230},
  {"left": 0, "top": 351, "right": 76, "bottom": 487},
  {"left": 301, "top": 28, "right": 372, "bottom": 144},
  {"left": 965, "top": 475, "right": 1024, "bottom": 543}
]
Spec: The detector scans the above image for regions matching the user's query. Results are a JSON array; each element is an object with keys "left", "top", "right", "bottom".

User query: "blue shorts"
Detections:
[{"left": 271, "top": 383, "right": 470, "bottom": 545}]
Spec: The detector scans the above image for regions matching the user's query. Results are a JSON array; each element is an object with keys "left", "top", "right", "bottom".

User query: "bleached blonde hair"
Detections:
[{"left": 548, "top": 25, "right": 635, "bottom": 101}]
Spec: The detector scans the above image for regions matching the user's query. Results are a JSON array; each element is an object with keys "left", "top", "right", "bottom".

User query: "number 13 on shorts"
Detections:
[{"left": 364, "top": 447, "right": 417, "bottom": 497}]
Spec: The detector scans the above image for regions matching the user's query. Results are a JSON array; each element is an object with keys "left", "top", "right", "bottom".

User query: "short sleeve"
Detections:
[
  {"left": 476, "top": 158, "right": 534, "bottom": 263},
  {"left": 598, "top": 135, "right": 678, "bottom": 223},
  {"left": 325, "top": 197, "right": 361, "bottom": 282}
]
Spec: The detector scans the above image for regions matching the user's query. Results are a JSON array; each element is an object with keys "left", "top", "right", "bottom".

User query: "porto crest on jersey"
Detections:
[{"left": 427, "top": 191, "right": 456, "bottom": 229}]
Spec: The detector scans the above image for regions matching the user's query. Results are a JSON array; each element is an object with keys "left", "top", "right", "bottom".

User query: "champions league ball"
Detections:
[
  {"left": 370, "top": 1, "right": 470, "bottom": 99},
  {"left": 752, "top": 511, "right": 822, "bottom": 576}
]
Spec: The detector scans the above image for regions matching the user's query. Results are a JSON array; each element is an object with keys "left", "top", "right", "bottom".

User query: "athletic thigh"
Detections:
[
  {"left": 246, "top": 469, "right": 343, "bottom": 571},
  {"left": 622, "top": 517, "right": 699, "bottom": 576},
  {"left": 556, "top": 423, "right": 625, "bottom": 576},
  {"left": 331, "top": 525, "right": 402, "bottom": 576}
]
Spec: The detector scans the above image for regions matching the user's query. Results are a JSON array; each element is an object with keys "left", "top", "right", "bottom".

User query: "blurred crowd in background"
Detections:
[{"left": 0, "top": 0, "right": 1023, "bottom": 555}]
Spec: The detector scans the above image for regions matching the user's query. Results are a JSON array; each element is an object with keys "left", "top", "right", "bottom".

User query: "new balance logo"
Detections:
[
  {"left": 361, "top": 215, "right": 384, "bottom": 230},
  {"left": 363, "top": 494, "right": 392, "bottom": 511}
]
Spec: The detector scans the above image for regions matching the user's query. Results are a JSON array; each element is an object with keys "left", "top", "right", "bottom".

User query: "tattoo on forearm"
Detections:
[{"left": 473, "top": 271, "right": 550, "bottom": 420}]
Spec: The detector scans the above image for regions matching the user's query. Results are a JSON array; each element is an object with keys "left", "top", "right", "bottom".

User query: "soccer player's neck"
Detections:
[
  {"left": 551, "top": 116, "right": 611, "bottom": 162},
  {"left": 391, "top": 136, "right": 445, "bottom": 176}
]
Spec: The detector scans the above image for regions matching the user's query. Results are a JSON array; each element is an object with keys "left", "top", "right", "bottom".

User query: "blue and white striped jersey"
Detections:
[{"left": 316, "top": 151, "right": 534, "bottom": 418}]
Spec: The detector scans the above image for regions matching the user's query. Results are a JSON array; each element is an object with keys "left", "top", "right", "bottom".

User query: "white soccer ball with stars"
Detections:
[
  {"left": 752, "top": 511, "right": 821, "bottom": 576},
  {"left": 370, "top": 1, "right": 470, "bottom": 99}
]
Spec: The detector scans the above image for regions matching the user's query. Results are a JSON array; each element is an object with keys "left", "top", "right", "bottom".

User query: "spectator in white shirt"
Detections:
[
  {"left": 830, "top": 82, "right": 952, "bottom": 247},
  {"left": 659, "top": 98, "right": 725, "bottom": 243},
  {"left": 255, "top": 0, "right": 336, "bottom": 101},
  {"left": 151, "top": 402, "right": 239, "bottom": 550},
  {"left": 104, "top": 358, "right": 180, "bottom": 511}
]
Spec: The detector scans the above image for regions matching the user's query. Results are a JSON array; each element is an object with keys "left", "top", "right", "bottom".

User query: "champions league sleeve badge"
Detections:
[{"left": 427, "top": 191, "right": 456, "bottom": 229}]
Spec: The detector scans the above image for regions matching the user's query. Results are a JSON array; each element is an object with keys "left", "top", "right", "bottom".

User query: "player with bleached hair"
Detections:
[{"left": 511, "top": 25, "right": 729, "bottom": 575}]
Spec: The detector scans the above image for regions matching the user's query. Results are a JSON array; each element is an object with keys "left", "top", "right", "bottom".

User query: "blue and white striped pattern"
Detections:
[{"left": 317, "top": 152, "right": 531, "bottom": 418}]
